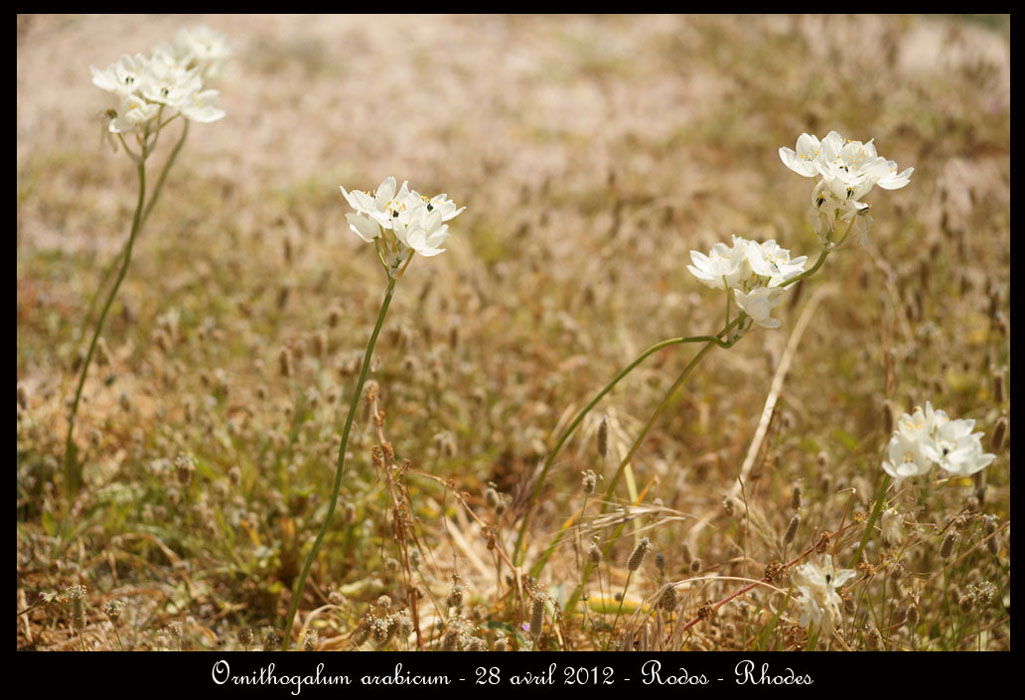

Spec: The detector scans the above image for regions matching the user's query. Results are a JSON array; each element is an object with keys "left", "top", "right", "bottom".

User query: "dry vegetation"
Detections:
[{"left": 17, "top": 14, "right": 1009, "bottom": 652}]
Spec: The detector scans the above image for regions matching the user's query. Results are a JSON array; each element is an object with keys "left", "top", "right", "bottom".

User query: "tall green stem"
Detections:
[
  {"left": 63, "top": 159, "right": 146, "bottom": 496},
  {"left": 79, "top": 122, "right": 189, "bottom": 336},
  {"left": 561, "top": 331, "right": 740, "bottom": 610},
  {"left": 512, "top": 320, "right": 741, "bottom": 565},
  {"left": 282, "top": 277, "right": 397, "bottom": 650}
]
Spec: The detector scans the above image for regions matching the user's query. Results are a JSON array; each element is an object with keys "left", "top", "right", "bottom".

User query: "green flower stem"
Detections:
[
  {"left": 512, "top": 319, "right": 743, "bottom": 566},
  {"left": 79, "top": 122, "right": 189, "bottom": 341},
  {"left": 560, "top": 326, "right": 745, "bottom": 612},
  {"left": 63, "top": 158, "right": 146, "bottom": 496},
  {"left": 282, "top": 276, "right": 397, "bottom": 650},
  {"left": 141, "top": 119, "right": 189, "bottom": 226}
]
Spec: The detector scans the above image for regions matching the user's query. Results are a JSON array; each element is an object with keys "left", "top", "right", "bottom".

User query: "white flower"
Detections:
[
  {"left": 734, "top": 287, "right": 785, "bottom": 329},
  {"left": 340, "top": 177, "right": 416, "bottom": 230},
  {"left": 394, "top": 206, "right": 450, "bottom": 257},
  {"left": 172, "top": 26, "right": 231, "bottom": 80},
  {"left": 746, "top": 239, "right": 807, "bottom": 287},
  {"left": 138, "top": 57, "right": 202, "bottom": 109},
  {"left": 108, "top": 94, "right": 160, "bottom": 134},
  {"left": 792, "top": 554, "right": 856, "bottom": 635},
  {"left": 781, "top": 130, "right": 912, "bottom": 242},
  {"left": 178, "top": 89, "right": 225, "bottom": 123},
  {"left": 882, "top": 429, "right": 934, "bottom": 482},
  {"left": 91, "top": 53, "right": 148, "bottom": 97},
  {"left": 922, "top": 418, "right": 996, "bottom": 477},
  {"left": 882, "top": 402, "right": 996, "bottom": 482},
  {"left": 686, "top": 235, "right": 752, "bottom": 290},
  {"left": 340, "top": 177, "right": 463, "bottom": 269}
]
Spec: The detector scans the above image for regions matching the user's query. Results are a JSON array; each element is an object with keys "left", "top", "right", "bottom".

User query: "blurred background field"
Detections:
[{"left": 17, "top": 14, "right": 1009, "bottom": 651}]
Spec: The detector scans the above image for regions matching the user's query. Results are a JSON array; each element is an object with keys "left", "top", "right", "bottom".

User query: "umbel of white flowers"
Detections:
[
  {"left": 779, "top": 130, "right": 913, "bottom": 245},
  {"left": 90, "top": 26, "right": 229, "bottom": 137},
  {"left": 687, "top": 235, "right": 806, "bottom": 329},
  {"left": 881, "top": 402, "right": 996, "bottom": 483},
  {"left": 341, "top": 176, "right": 464, "bottom": 277}
]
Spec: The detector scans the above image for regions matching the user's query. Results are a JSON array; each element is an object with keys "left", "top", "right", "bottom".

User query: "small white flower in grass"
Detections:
[
  {"left": 139, "top": 58, "right": 202, "bottom": 110},
  {"left": 882, "top": 402, "right": 995, "bottom": 482},
  {"left": 686, "top": 235, "right": 752, "bottom": 290},
  {"left": 922, "top": 418, "right": 995, "bottom": 477},
  {"left": 881, "top": 430, "right": 933, "bottom": 482},
  {"left": 91, "top": 53, "right": 148, "bottom": 97},
  {"left": 792, "top": 554, "right": 856, "bottom": 636},
  {"left": 734, "top": 287, "right": 786, "bottom": 329},
  {"left": 340, "top": 177, "right": 463, "bottom": 274}
]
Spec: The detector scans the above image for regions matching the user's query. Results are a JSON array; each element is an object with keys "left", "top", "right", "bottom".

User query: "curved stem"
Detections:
[
  {"left": 512, "top": 319, "right": 742, "bottom": 565},
  {"left": 282, "top": 276, "right": 397, "bottom": 650},
  {"left": 63, "top": 159, "right": 146, "bottom": 496}
]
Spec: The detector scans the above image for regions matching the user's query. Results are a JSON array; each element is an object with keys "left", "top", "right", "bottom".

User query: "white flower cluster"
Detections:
[
  {"left": 882, "top": 402, "right": 996, "bottom": 483},
  {"left": 341, "top": 176, "right": 464, "bottom": 275},
  {"left": 792, "top": 554, "right": 857, "bottom": 636},
  {"left": 779, "top": 130, "right": 913, "bottom": 244},
  {"left": 91, "top": 26, "right": 229, "bottom": 136},
  {"left": 686, "top": 235, "right": 806, "bottom": 329}
]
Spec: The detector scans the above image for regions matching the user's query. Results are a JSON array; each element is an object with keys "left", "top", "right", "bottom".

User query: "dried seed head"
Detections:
[
  {"left": 228, "top": 465, "right": 242, "bottom": 487},
  {"left": 597, "top": 417, "right": 609, "bottom": 459},
  {"left": 816, "top": 450, "right": 831, "bottom": 469},
  {"left": 973, "top": 581, "right": 996, "bottom": 607},
  {"left": 655, "top": 552, "right": 666, "bottom": 577},
  {"left": 530, "top": 594, "right": 546, "bottom": 639},
  {"left": 992, "top": 370, "right": 1006, "bottom": 404},
  {"left": 581, "top": 470, "right": 596, "bottom": 495},
  {"left": 588, "top": 538, "right": 602, "bottom": 565},
  {"left": 958, "top": 592, "right": 976, "bottom": 614},
  {"left": 493, "top": 635, "right": 508, "bottom": 651},
  {"left": 302, "top": 629, "right": 319, "bottom": 651},
  {"left": 940, "top": 531, "right": 959, "bottom": 560},
  {"left": 278, "top": 348, "right": 292, "bottom": 378},
  {"left": 377, "top": 595, "right": 392, "bottom": 610},
  {"left": 690, "top": 558, "right": 703, "bottom": 574},
  {"left": 681, "top": 542, "right": 693, "bottom": 565},
  {"left": 723, "top": 495, "right": 738, "bottom": 517},
  {"left": 784, "top": 513, "right": 801, "bottom": 545},
  {"left": 627, "top": 537, "right": 651, "bottom": 572},
  {"left": 67, "top": 585, "right": 87, "bottom": 631},
  {"left": 447, "top": 583, "right": 465, "bottom": 610},
  {"left": 238, "top": 627, "right": 254, "bottom": 648},
  {"left": 790, "top": 485, "right": 802, "bottom": 511},
  {"left": 102, "top": 599, "right": 125, "bottom": 624},
  {"left": 327, "top": 306, "right": 342, "bottom": 328},
  {"left": 175, "top": 454, "right": 195, "bottom": 487},
  {"left": 991, "top": 415, "right": 1007, "bottom": 452},
  {"left": 659, "top": 584, "right": 678, "bottom": 613},
  {"left": 262, "top": 628, "right": 280, "bottom": 651},
  {"left": 464, "top": 636, "right": 487, "bottom": 651},
  {"left": 371, "top": 617, "right": 392, "bottom": 647},
  {"left": 905, "top": 603, "right": 919, "bottom": 629},
  {"left": 485, "top": 485, "right": 499, "bottom": 509}
]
